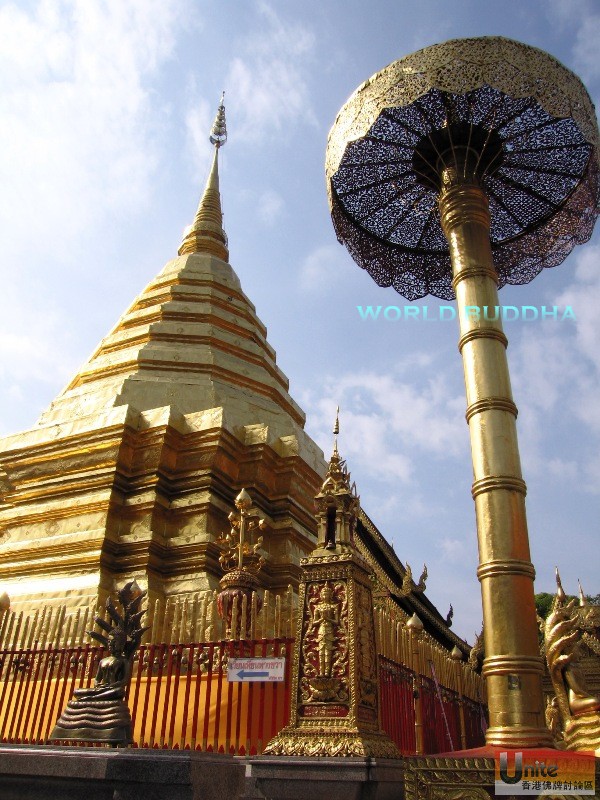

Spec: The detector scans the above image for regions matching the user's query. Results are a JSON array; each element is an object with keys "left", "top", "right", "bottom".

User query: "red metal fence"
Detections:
[
  {"left": 0, "top": 640, "right": 485, "bottom": 755},
  {"left": 378, "top": 656, "right": 416, "bottom": 753},
  {"left": 0, "top": 639, "right": 293, "bottom": 754},
  {"left": 377, "top": 659, "right": 486, "bottom": 754},
  {"left": 420, "top": 675, "right": 461, "bottom": 754},
  {"left": 463, "top": 695, "right": 488, "bottom": 749}
]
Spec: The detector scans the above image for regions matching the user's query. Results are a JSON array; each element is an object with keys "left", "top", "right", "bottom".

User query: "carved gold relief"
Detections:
[
  {"left": 264, "top": 437, "right": 399, "bottom": 757},
  {"left": 264, "top": 728, "right": 400, "bottom": 758},
  {"left": 404, "top": 756, "right": 493, "bottom": 800},
  {"left": 356, "top": 582, "right": 377, "bottom": 709},
  {"left": 300, "top": 581, "right": 348, "bottom": 704}
]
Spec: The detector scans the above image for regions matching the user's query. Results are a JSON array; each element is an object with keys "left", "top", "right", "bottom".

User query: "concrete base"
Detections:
[
  {"left": 0, "top": 745, "right": 245, "bottom": 800},
  {"left": 241, "top": 756, "right": 405, "bottom": 800}
]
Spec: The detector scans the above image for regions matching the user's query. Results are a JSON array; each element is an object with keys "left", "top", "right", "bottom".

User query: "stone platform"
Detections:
[
  {"left": 4, "top": 745, "right": 597, "bottom": 800},
  {"left": 0, "top": 745, "right": 245, "bottom": 800},
  {"left": 241, "top": 756, "right": 405, "bottom": 800}
]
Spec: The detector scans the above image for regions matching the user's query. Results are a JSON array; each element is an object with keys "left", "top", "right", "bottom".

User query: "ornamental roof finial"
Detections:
[
  {"left": 179, "top": 93, "right": 229, "bottom": 260},
  {"left": 209, "top": 91, "right": 227, "bottom": 148},
  {"left": 319, "top": 406, "right": 357, "bottom": 497},
  {"left": 333, "top": 405, "right": 340, "bottom": 455}
]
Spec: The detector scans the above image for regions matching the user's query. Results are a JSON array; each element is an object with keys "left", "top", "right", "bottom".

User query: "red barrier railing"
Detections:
[
  {"left": 378, "top": 655, "right": 416, "bottom": 753},
  {"left": 0, "top": 638, "right": 293, "bottom": 754},
  {"left": 463, "top": 695, "right": 488, "bottom": 749},
  {"left": 0, "top": 640, "right": 485, "bottom": 755},
  {"left": 421, "top": 675, "right": 461, "bottom": 754}
]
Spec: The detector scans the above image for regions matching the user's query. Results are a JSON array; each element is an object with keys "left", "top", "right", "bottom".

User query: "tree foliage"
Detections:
[{"left": 535, "top": 591, "right": 598, "bottom": 620}]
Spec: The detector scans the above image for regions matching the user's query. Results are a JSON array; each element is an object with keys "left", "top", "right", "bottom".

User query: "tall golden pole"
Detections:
[{"left": 439, "top": 170, "right": 550, "bottom": 747}]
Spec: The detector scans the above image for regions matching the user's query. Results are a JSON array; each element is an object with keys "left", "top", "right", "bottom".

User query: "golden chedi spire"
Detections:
[
  {"left": 179, "top": 92, "right": 229, "bottom": 261},
  {"left": 0, "top": 87, "right": 326, "bottom": 619}
]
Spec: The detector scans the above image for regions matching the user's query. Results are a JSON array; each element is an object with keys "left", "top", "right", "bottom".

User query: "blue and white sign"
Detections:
[{"left": 227, "top": 657, "right": 285, "bottom": 682}]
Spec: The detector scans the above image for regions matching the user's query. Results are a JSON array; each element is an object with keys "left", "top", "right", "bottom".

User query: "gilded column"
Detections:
[
  {"left": 325, "top": 35, "right": 600, "bottom": 752},
  {"left": 439, "top": 170, "right": 550, "bottom": 748}
]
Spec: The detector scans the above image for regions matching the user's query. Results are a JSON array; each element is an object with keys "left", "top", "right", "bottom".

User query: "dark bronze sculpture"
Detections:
[{"left": 51, "top": 580, "right": 148, "bottom": 746}]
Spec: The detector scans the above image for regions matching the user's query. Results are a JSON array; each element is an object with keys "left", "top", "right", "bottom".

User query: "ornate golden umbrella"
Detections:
[{"left": 326, "top": 36, "right": 599, "bottom": 749}]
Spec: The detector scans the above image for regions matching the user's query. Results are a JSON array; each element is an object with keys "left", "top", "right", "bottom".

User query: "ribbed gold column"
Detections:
[{"left": 439, "top": 173, "right": 552, "bottom": 748}]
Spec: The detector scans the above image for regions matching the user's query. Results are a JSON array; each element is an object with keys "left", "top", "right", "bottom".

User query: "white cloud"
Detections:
[
  {"left": 547, "top": 458, "right": 578, "bottom": 481},
  {"left": 225, "top": 2, "right": 317, "bottom": 144},
  {"left": 298, "top": 244, "right": 353, "bottom": 292},
  {"left": 256, "top": 189, "right": 284, "bottom": 226},
  {"left": 0, "top": 0, "right": 192, "bottom": 433},
  {"left": 332, "top": 372, "right": 464, "bottom": 457},
  {"left": 185, "top": 98, "right": 214, "bottom": 175},
  {"left": 440, "top": 536, "right": 467, "bottom": 563},
  {"left": 235, "top": 187, "right": 285, "bottom": 227},
  {"left": 546, "top": 0, "right": 600, "bottom": 83},
  {"left": 557, "top": 244, "right": 600, "bottom": 374},
  {"left": 0, "top": 286, "right": 72, "bottom": 385},
  {"left": 509, "top": 242, "right": 600, "bottom": 484},
  {"left": 305, "top": 366, "right": 465, "bottom": 489},
  {"left": 0, "top": 283, "right": 77, "bottom": 436},
  {"left": 0, "top": 0, "right": 188, "bottom": 262}
]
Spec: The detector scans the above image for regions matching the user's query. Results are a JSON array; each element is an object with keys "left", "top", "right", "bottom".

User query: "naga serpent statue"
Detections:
[
  {"left": 544, "top": 570, "right": 600, "bottom": 753},
  {"left": 51, "top": 580, "right": 148, "bottom": 746}
]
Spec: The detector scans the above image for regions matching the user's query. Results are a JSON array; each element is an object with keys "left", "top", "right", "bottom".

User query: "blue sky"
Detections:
[{"left": 0, "top": 0, "right": 598, "bottom": 641}]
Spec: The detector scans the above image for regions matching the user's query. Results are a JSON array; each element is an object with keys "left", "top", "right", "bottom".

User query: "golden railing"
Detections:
[
  {"left": 0, "top": 588, "right": 485, "bottom": 703},
  {"left": 374, "top": 601, "right": 486, "bottom": 703},
  {"left": 0, "top": 586, "right": 296, "bottom": 651}
]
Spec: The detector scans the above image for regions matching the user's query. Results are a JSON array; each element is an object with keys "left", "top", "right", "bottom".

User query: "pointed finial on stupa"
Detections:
[
  {"left": 179, "top": 93, "right": 229, "bottom": 260},
  {"left": 333, "top": 405, "right": 340, "bottom": 455},
  {"left": 578, "top": 580, "right": 588, "bottom": 607},
  {"left": 319, "top": 406, "right": 357, "bottom": 500},
  {"left": 210, "top": 92, "right": 227, "bottom": 148}
]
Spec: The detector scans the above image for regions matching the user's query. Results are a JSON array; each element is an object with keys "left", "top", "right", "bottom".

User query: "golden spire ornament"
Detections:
[
  {"left": 215, "top": 488, "right": 267, "bottom": 638},
  {"left": 333, "top": 404, "right": 340, "bottom": 436},
  {"left": 209, "top": 91, "right": 227, "bottom": 148},
  {"left": 179, "top": 92, "right": 229, "bottom": 260}
]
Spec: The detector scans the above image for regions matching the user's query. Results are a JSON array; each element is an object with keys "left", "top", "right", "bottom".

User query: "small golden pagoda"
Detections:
[{"left": 264, "top": 420, "right": 400, "bottom": 757}]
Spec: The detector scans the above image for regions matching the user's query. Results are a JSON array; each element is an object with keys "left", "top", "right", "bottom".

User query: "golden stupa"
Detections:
[{"left": 0, "top": 97, "right": 324, "bottom": 614}]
